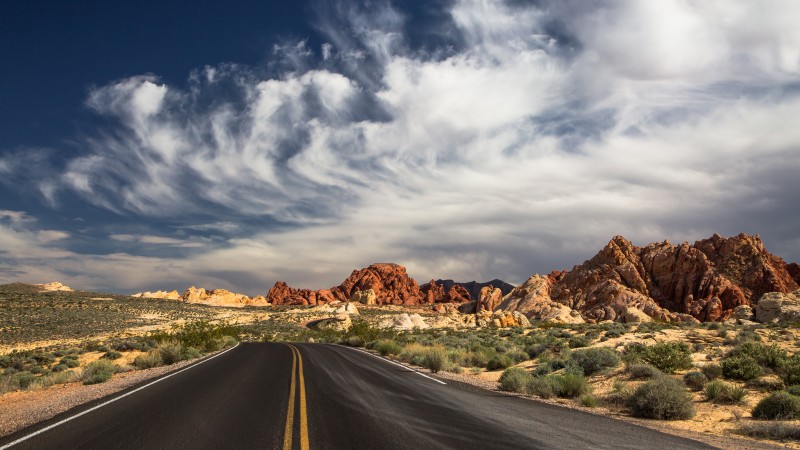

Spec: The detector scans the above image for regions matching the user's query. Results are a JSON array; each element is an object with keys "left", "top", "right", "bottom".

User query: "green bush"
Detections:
[
  {"left": 568, "top": 336, "right": 591, "bottom": 348},
  {"left": 627, "top": 363, "right": 661, "bottom": 380},
  {"left": 604, "top": 381, "right": 633, "bottom": 408},
  {"left": 344, "top": 336, "right": 365, "bottom": 347},
  {"left": 580, "top": 394, "right": 598, "bottom": 407},
  {"left": 525, "top": 375, "right": 560, "bottom": 399},
  {"left": 623, "top": 342, "right": 693, "bottom": 374},
  {"left": 102, "top": 351, "right": 122, "bottom": 360},
  {"left": 375, "top": 340, "right": 402, "bottom": 356},
  {"left": 82, "top": 360, "right": 118, "bottom": 385},
  {"left": 721, "top": 355, "right": 764, "bottom": 381},
  {"left": 558, "top": 373, "right": 590, "bottom": 398},
  {"left": 752, "top": 391, "right": 800, "bottom": 420},
  {"left": 701, "top": 364, "right": 723, "bottom": 380},
  {"left": 780, "top": 355, "right": 800, "bottom": 386},
  {"left": 181, "top": 346, "right": 201, "bottom": 360},
  {"left": 571, "top": 347, "right": 620, "bottom": 376},
  {"left": 133, "top": 350, "right": 162, "bottom": 369},
  {"left": 683, "top": 371, "right": 708, "bottom": 391},
  {"left": 221, "top": 335, "right": 238, "bottom": 348},
  {"left": 498, "top": 367, "right": 531, "bottom": 393},
  {"left": 14, "top": 372, "right": 35, "bottom": 389},
  {"left": 421, "top": 347, "right": 448, "bottom": 374},
  {"left": 51, "top": 364, "right": 69, "bottom": 373},
  {"left": 487, "top": 354, "right": 514, "bottom": 371},
  {"left": 159, "top": 341, "right": 185, "bottom": 365},
  {"left": 730, "top": 342, "right": 788, "bottom": 369},
  {"left": 786, "top": 385, "right": 800, "bottom": 396},
  {"left": 704, "top": 380, "right": 746, "bottom": 404},
  {"left": 627, "top": 376, "right": 695, "bottom": 420}
]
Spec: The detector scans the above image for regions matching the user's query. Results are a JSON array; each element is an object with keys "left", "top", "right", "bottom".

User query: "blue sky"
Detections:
[{"left": 1, "top": 0, "right": 799, "bottom": 295}]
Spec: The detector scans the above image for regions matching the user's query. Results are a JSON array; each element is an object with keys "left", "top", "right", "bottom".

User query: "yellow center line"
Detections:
[
  {"left": 282, "top": 345, "right": 297, "bottom": 450},
  {"left": 294, "top": 345, "right": 309, "bottom": 450},
  {"left": 283, "top": 344, "right": 310, "bottom": 450}
]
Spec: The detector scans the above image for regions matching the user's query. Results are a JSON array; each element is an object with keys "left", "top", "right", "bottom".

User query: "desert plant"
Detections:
[
  {"left": 738, "top": 421, "right": 800, "bottom": 440},
  {"left": 623, "top": 342, "right": 693, "bottom": 374},
  {"left": 700, "top": 364, "right": 723, "bottom": 380},
  {"left": 487, "top": 354, "right": 514, "bottom": 371},
  {"left": 133, "top": 350, "right": 162, "bottom": 369},
  {"left": 627, "top": 376, "right": 695, "bottom": 420},
  {"left": 730, "top": 342, "right": 788, "bottom": 369},
  {"left": 159, "top": 341, "right": 185, "bottom": 365},
  {"left": 704, "top": 380, "right": 746, "bottom": 404},
  {"left": 568, "top": 336, "right": 591, "bottom": 348},
  {"left": 571, "top": 347, "right": 621, "bottom": 376},
  {"left": 604, "top": 380, "right": 633, "bottom": 408},
  {"left": 421, "top": 347, "right": 448, "bottom": 374},
  {"left": 786, "top": 385, "right": 800, "bottom": 396},
  {"left": 628, "top": 363, "right": 662, "bottom": 380},
  {"left": 82, "top": 359, "right": 118, "bottom": 385},
  {"left": 102, "top": 351, "right": 122, "bottom": 360},
  {"left": 375, "top": 339, "right": 402, "bottom": 356},
  {"left": 525, "top": 375, "right": 560, "bottom": 399},
  {"left": 498, "top": 367, "right": 531, "bottom": 393},
  {"left": 557, "top": 373, "right": 590, "bottom": 398},
  {"left": 752, "top": 391, "right": 800, "bottom": 420},
  {"left": 683, "top": 371, "right": 708, "bottom": 391},
  {"left": 721, "top": 355, "right": 764, "bottom": 381},
  {"left": 580, "top": 394, "right": 598, "bottom": 407}
]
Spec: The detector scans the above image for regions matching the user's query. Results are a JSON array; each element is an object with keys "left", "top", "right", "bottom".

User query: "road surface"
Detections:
[{"left": 0, "top": 343, "right": 714, "bottom": 449}]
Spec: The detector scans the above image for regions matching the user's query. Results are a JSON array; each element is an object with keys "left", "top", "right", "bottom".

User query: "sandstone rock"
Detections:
[
  {"left": 131, "top": 290, "right": 180, "bottom": 300},
  {"left": 432, "top": 279, "right": 514, "bottom": 301},
  {"left": 180, "top": 287, "right": 260, "bottom": 307},
  {"left": 37, "top": 282, "right": 72, "bottom": 292},
  {"left": 387, "top": 313, "right": 430, "bottom": 330},
  {"left": 622, "top": 307, "right": 652, "bottom": 323},
  {"left": 731, "top": 305, "right": 754, "bottom": 321},
  {"left": 478, "top": 286, "right": 503, "bottom": 312},
  {"left": 755, "top": 290, "right": 800, "bottom": 323},
  {"left": 349, "top": 289, "right": 376, "bottom": 305},
  {"left": 333, "top": 302, "right": 360, "bottom": 316},
  {"left": 315, "top": 314, "right": 352, "bottom": 332}
]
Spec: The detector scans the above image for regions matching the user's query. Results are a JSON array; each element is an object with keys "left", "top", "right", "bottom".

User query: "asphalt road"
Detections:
[{"left": 0, "top": 343, "right": 715, "bottom": 450}]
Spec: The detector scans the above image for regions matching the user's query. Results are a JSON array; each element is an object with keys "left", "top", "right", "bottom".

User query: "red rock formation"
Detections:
[
  {"left": 267, "top": 263, "right": 423, "bottom": 306},
  {"left": 420, "top": 280, "right": 472, "bottom": 304},
  {"left": 788, "top": 263, "right": 800, "bottom": 286},
  {"left": 504, "top": 233, "right": 798, "bottom": 323}
]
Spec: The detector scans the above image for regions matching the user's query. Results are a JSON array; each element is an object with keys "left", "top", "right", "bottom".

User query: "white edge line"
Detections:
[
  {"left": 343, "top": 346, "right": 446, "bottom": 385},
  {"left": 0, "top": 343, "right": 241, "bottom": 449}
]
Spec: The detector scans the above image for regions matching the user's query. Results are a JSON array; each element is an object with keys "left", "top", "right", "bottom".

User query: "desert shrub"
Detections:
[
  {"left": 627, "top": 376, "right": 695, "bottom": 420},
  {"left": 571, "top": 347, "right": 620, "bottom": 376},
  {"left": 102, "top": 351, "right": 122, "bottom": 360},
  {"left": 623, "top": 342, "right": 693, "bottom": 374},
  {"left": 683, "top": 371, "right": 708, "bottom": 391},
  {"left": 604, "top": 325, "right": 626, "bottom": 339},
  {"left": 701, "top": 364, "right": 723, "bottom": 380},
  {"left": 780, "top": 355, "right": 800, "bottom": 386},
  {"left": 730, "top": 342, "right": 788, "bottom": 369},
  {"left": 604, "top": 380, "right": 633, "bottom": 408},
  {"left": 786, "top": 385, "right": 800, "bottom": 397},
  {"left": 221, "top": 335, "right": 238, "bottom": 348},
  {"left": 722, "top": 355, "right": 764, "bottom": 381},
  {"left": 82, "top": 359, "right": 118, "bottom": 385},
  {"left": 704, "top": 380, "right": 746, "bottom": 404},
  {"left": 14, "top": 372, "right": 35, "bottom": 389},
  {"left": 637, "top": 322, "right": 669, "bottom": 334},
  {"left": 568, "top": 336, "right": 591, "bottom": 348},
  {"left": 51, "top": 363, "right": 68, "bottom": 373},
  {"left": 738, "top": 421, "right": 800, "bottom": 440},
  {"left": 752, "top": 391, "right": 800, "bottom": 420},
  {"left": 159, "top": 341, "right": 185, "bottom": 365},
  {"left": 487, "top": 354, "right": 514, "bottom": 371},
  {"left": 343, "top": 336, "right": 364, "bottom": 347},
  {"left": 736, "top": 330, "right": 762, "bottom": 344},
  {"left": 507, "top": 350, "right": 529, "bottom": 363},
  {"left": 171, "top": 320, "right": 241, "bottom": 351},
  {"left": 133, "top": 350, "right": 162, "bottom": 369},
  {"left": 498, "top": 367, "right": 531, "bottom": 393},
  {"left": 421, "top": 347, "right": 448, "bottom": 374},
  {"left": 629, "top": 363, "right": 663, "bottom": 380},
  {"left": 30, "top": 370, "right": 81, "bottom": 389},
  {"left": 375, "top": 339, "right": 402, "bottom": 356},
  {"left": 526, "top": 375, "right": 560, "bottom": 399},
  {"left": 557, "top": 373, "right": 590, "bottom": 398},
  {"left": 181, "top": 347, "right": 201, "bottom": 360},
  {"left": 580, "top": 394, "right": 598, "bottom": 407},
  {"left": 399, "top": 343, "right": 428, "bottom": 366}
]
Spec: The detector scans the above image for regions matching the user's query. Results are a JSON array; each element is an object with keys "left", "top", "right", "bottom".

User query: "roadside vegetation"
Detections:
[{"left": 0, "top": 320, "right": 239, "bottom": 394}]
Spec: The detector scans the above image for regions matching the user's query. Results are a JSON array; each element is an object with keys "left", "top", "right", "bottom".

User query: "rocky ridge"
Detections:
[{"left": 500, "top": 233, "right": 799, "bottom": 323}]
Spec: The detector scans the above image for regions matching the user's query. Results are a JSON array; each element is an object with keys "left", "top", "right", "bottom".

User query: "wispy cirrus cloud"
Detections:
[{"left": 2, "top": 0, "right": 800, "bottom": 292}]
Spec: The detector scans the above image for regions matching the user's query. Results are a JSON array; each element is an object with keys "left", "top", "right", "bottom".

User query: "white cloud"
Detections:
[{"left": 5, "top": 0, "right": 800, "bottom": 291}]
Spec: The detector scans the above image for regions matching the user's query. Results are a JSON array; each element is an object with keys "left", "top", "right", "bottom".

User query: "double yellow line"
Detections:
[{"left": 283, "top": 344, "right": 309, "bottom": 450}]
